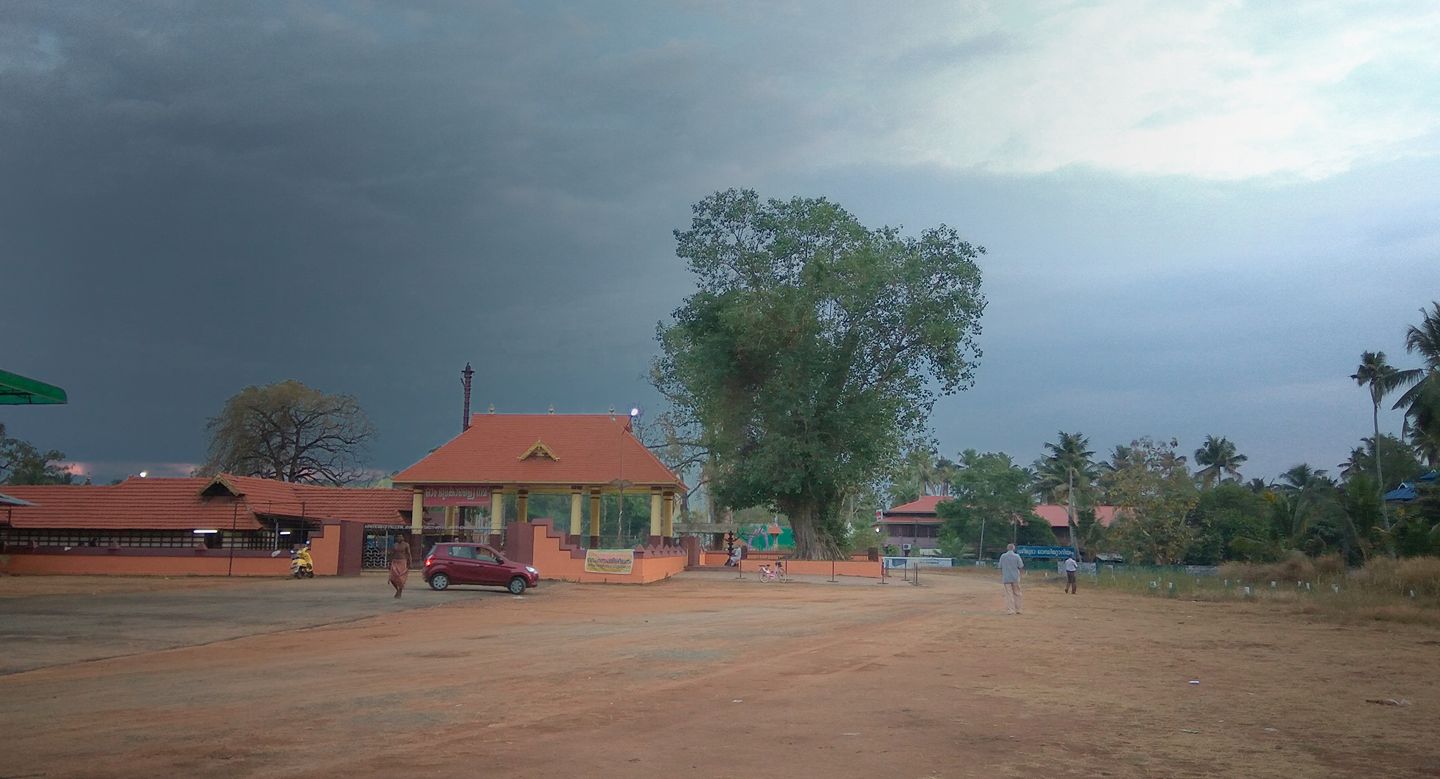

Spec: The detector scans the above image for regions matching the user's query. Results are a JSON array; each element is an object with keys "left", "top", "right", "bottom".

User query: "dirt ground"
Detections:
[{"left": 1, "top": 569, "right": 1437, "bottom": 778}]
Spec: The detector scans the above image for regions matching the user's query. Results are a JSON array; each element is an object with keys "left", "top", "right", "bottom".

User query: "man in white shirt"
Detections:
[
  {"left": 1064, "top": 554, "right": 1079, "bottom": 594},
  {"left": 998, "top": 544, "right": 1024, "bottom": 615}
]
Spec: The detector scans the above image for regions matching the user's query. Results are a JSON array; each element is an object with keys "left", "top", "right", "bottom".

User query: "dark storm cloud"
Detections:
[
  {"left": 2, "top": 1, "right": 1437, "bottom": 485},
  {"left": 0, "top": 1, "right": 816, "bottom": 477}
]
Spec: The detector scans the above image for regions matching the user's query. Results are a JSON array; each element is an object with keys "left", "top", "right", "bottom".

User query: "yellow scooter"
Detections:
[{"left": 290, "top": 545, "right": 315, "bottom": 578}]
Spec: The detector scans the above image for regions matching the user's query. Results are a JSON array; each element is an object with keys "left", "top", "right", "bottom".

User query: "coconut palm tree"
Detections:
[
  {"left": 1033, "top": 431, "right": 1097, "bottom": 505},
  {"left": 1274, "top": 464, "right": 1338, "bottom": 548},
  {"left": 1411, "top": 424, "right": 1440, "bottom": 469},
  {"left": 933, "top": 455, "right": 958, "bottom": 497},
  {"left": 1193, "top": 435, "right": 1247, "bottom": 488},
  {"left": 1101, "top": 444, "right": 1134, "bottom": 472},
  {"left": 1389, "top": 304, "right": 1440, "bottom": 446},
  {"left": 1352, "top": 351, "right": 1402, "bottom": 509},
  {"left": 1278, "top": 463, "right": 1334, "bottom": 493}
]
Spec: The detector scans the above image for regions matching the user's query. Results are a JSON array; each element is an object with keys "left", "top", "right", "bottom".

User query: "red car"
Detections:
[{"left": 423, "top": 543, "right": 540, "bottom": 595}]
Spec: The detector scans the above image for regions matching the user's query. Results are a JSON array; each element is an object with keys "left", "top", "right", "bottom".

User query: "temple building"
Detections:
[{"left": 393, "top": 411, "right": 687, "bottom": 548}]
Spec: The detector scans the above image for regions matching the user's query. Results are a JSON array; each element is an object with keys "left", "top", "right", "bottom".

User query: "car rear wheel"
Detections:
[
  {"left": 429, "top": 573, "right": 450, "bottom": 591},
  {"left": 507, "top": 576, "right": 527, "bottom": 595}
]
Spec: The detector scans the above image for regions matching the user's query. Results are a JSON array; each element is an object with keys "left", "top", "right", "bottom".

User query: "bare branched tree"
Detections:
[{"left": 201, "top": 380, "right": 375, "bottom": 484}]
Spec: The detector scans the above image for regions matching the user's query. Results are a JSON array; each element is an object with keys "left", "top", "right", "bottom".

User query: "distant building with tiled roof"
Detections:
[
  {"left": 0, "top": 475, "right": 410, "bottom": 577},
  {"left": 876, "top": 496, "right": 1117, "bottom": 556}
]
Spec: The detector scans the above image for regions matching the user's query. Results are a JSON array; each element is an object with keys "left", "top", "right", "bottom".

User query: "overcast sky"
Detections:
[{"left": 3, "top": 1, "right": 1438, "bottom": 486}]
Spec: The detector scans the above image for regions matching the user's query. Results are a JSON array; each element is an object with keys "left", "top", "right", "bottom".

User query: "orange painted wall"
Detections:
[
  {"left": 699, "top": 550, "right": 881, "bottom": 577},
  {"left": 523, "top": 524, "right": 687, "bottom": 584},
  {"left": 0, "top": 551, "right": 291, "bottom": 577},
  {"left": 765, "top": 559, "right": 881, "bottom": 578},
  {"left": 308, "top": 523, "right": 342, "bottom": 576},
  {"left": 0, "top": 520, "right": 365, "bottom": 578}
]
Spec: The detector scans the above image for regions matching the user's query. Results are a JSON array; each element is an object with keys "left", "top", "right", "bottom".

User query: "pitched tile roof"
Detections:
[
  {"left": 0, "top": 475, "right": 410, "bottom": 531},
  {"left": 883, "top": 496, "right": 950, "bottom": 516},
  {"left": 394, "top": 414, "right": 684, "bottom": 489},
  {"left": 1032, "top": 504, "right": 1118, "bottom": 529},
  {"left": 2, "top": 479, "right": 266, "bottom": 531},
  {"left": 879, "top": 498, "right": 1118, "bottom": 529}
]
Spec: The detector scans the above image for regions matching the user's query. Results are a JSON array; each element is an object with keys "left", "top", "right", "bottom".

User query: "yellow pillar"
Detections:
[
  {"left": 570, "top": 489, "right": 583, "bottom": 536},
  {"left": 491, "top": 488, "right": 505, "bottom": 532},
  {"left": 410, "top": 488, "right": 424, "bottom": 535},
  {"left": 516, "top": 489, "right": 529, "bottom": 524},
  {"left": 662, "top": 492, "right": 675, "bottom": 537},
  {"left": 588, "top": 489, "right": 602, "bottom": 542},
  {"left": 444, "top": 506, "right": 457, "bottom": 534},
  {"left": 649, "top": 488, "right": 662, "bottom": 538}
]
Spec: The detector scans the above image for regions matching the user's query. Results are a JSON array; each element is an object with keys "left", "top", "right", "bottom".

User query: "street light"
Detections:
[{"left": 611, "top": 407, "right": 642, "bottom": 547}]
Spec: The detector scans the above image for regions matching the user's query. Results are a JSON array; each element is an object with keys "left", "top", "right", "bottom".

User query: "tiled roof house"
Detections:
[{"left": 0, "top": 475, "right": 410, "bottom": 577}]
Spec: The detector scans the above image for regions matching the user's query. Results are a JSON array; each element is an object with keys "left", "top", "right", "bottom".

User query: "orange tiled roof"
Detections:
[
  {"left": 878, "top": 498, "right": 1119, "bottom": 529},
  {"left": 0, "top": 475, "right": 410, "bottom": 531},
  {"left": 1032, "top": 504, "right": 1118, "bottom": 529},
  {"left": 883, "top": 496, "right": 951, "bottom": 516},
  {"left": 394, "top": 414, "right": 684, "bottom": 489},
  {"left": 1, "top": 479, "right": 266, "bottom": 531},
  {"left": 289, "top": 484, "right": 416, "bottom": 525}
]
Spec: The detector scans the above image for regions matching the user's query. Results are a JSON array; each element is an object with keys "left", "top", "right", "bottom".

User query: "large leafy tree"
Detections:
[
  {"left": 1185, "top": 482, "right": 1273, "bottom": 564},
  {"left": 0, "top": 424, "right": 75, "bottom": 485},
  {"left": 654, "top": 189, "right": 986, "bottom": 558},
  {"left": 1101, "top": 437, "right": 1199, "bottom": 564},
  {"left": 1339, "top": 434, "right": 1421, "bottom": 490},
  {"left": 1193, "top": 435, "right": 1247, "bottom": 488},
  {"left": 935, "top": 449, "right": 1038, "bottom": 560},
  {"left": 201, "top": 380, "right": 376, "bottom": 484}
]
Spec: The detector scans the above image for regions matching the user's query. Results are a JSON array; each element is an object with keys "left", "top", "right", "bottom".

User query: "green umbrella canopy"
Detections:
[{"left": 0, "top": 369, "right": 68, "bottom": 405}]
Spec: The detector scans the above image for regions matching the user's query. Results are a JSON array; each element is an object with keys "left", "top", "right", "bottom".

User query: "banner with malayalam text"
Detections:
[
  {"left": 584, "top": 549, "right": 635, "bottom": 575},
  {"left": 422, "top": 486, "right": 492, "bottom": 507}
]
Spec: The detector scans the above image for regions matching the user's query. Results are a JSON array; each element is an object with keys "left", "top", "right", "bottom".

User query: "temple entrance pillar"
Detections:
[
  {"left": 490, "top": 488, "right": 506, "bottom": 547},
  {"left": 588, "top": 489, "right": 601, "bottom": 547},
  {"left": 662, "top": 492, "right": 675, "bottom": 544},
  {"left": 410, "top": 488, "right": 423, "bottom": 537},
  {"left": 569, "top": 488, "right": 583, "bottom": 546},
  {"left": 648, "top": 488, "right": 662, "bottom": 546}
]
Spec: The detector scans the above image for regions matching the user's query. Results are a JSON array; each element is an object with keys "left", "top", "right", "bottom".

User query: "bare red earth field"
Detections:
[{"left": 1, "top": 570, "right": 1436, "bottom": 778}]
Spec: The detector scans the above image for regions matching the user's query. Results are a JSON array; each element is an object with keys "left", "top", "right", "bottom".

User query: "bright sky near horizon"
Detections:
[{"left": 3, "top": 1, "right": 1437, "bottom": 486}]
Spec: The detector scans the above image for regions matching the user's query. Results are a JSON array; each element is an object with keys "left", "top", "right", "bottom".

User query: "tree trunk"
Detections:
[
  {"left": 785, "top": 500, "right": 843, "bottom": 560},
  {"left": 1373, "top": 401, "right": 1390, "bottom": 532}
]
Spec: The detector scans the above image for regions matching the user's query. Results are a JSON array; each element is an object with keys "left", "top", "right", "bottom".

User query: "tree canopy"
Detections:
[
  {"left": 1102, "top": 437, "right": 1199, "bottom": 565},
  {"left": 201, "top": 380, "right": 375, "bottom": 485},
  {"left": 935, "top": 449, "right": 1041, "bottom": 559},
  {"left": 653, "top": 189, "right": 986, "bottom": 558},
  {"left": 0, "top": 424, "right": 75, "bottom": 485},
  {"left": 1193, "top": 435, "right": 1247, "bottom": 488}
]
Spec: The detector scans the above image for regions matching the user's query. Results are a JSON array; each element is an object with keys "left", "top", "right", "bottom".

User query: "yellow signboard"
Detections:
[{"left": 584, "top": 549, "right": 635, "bottom": 575}]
